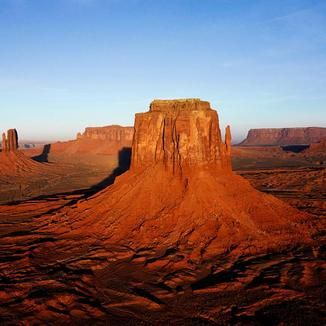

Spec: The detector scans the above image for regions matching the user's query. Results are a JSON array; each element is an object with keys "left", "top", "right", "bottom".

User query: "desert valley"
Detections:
[
  {"left": 1, "top": 1, "right": 326, "bottom": 324},
  {"left": 0, "top": 99, "right": 325, "bottom": 325}
]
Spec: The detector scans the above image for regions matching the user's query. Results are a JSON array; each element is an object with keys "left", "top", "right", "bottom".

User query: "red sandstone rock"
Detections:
[
  {"left": 0, "top": 129, "right": 46, "bottom": 177},
  {"left": 223, "top": 125, "right": 232, "bottom": 169},
  {"left": 46, "top": 99, "right": 314, "bottom": 263},
  {"left": 1, "top": 129, "right": 18, "bottom": 152},
  {"left": 131, "top": 99, "right": 231, "bottom": 172},
  {"left": 51, "top": 125, "right": 134, "bottom": 155},
  {"left": 8, "top": 129, "right": 18, "bottom": 151},
  {"left": 305, "top": 138, "right": 326, "bottom": 154},
  {"left": 1, "top": 133, "right": 7, "bottom": 152},
  {"left": 81, "top": 125, "right": 134, "bottom": 142},
  {"left": 240, "top": 127, "right": 326, "bottom": 146}
]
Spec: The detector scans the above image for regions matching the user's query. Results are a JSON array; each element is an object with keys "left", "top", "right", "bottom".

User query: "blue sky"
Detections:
[{"left": 0, "top": 0, "right": 325, "bottom": 142}]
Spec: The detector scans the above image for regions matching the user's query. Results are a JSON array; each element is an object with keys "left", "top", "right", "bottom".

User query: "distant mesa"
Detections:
[
  {"left": 239, "top": 127, "right": 326, "bottom": 146},
  {"left": 51, "top": 125, "right": 134, "bottom": 155},
  {"left": 305, "top": 137, "right": 326, "bottom": 154},
  {"left": 302, "top": 138, "right": 326, "bottom": 164},
  {"left": 77, "top": 125, "right": 134, "bottom": 142},
  {"left": 47, "top": 99, "right": 314, "bottom": 265}
]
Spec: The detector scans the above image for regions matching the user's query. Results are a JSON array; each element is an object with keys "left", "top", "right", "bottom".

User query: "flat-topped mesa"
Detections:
[
  {"left": 131, "top": 99, "right": 232, "bottom": 172},
  {"left": 1, "top": 129, "right": 18, "bottom": 152},
  {"left": 240, "top": 127, "right": 326, "bottom": 146},
  {"left": 78, "top": 125, "right": 134, "bottom": 142},
  {"left": 150, "top": 98, "right": 211, "bottom": 112}
]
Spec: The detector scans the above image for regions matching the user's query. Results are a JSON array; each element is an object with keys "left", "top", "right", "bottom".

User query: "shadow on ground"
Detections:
[
  {"left": 88, "top": 147, "right": 131, "bottom": 193},
  {"left": 32, "top": 144, "right": 52, "bottom": 163},
  {"left": 7, "top": 147, "right": 132, "bottom": 207}
]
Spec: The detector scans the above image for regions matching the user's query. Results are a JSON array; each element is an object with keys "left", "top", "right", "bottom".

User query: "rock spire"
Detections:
[{"left": 1, "top": 129, "right": 18, "bottom": 152}]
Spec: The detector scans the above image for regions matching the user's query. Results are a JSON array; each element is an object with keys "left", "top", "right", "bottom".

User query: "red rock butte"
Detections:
[
  {"left": 132, "top": 99, "right": 232, "bottom": 171},
  {"left": 0, "top": 100, "right": 322, "bottom": 324},
  {"left": 45, "top": 99, "right": 314, "bottom": 263},
  {"left": 0, "top": 128, "right": 45, "bottom": 176},
  {"left": 1, "top": 129, "right": 18, "bottom": 152},
  {"left": 240, "top": 127, "right": 326, "bottom": 146},
  {"left": 51, "top": 125, "right": 134, "bottom": 155},
  {"left": 77, "top": 125, "right": 134, "bottom": 142}
]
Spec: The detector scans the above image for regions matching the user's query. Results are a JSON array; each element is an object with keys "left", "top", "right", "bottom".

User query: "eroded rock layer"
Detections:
[
  {"left": 78, "top": 125, "right": 134, "bottom": 142},
  {"left": 1, "top": 129, "right": 18, "bottom": 152},
  {"left": 51, "top": 125, "right": 134, "bottom": 155},
  {"left": 240, "top": 127, "right": 326, "bottom": 146},
  {"left": 46, "top": 99, "right": 314, "bottom": 260},
  {"left": 0, "top": 100, "right": 322, "bottom": 324},
  {"left": 132, "top": 99, "right": 231, "bottom": 171},
  {"left": 0, "top": 129, "right": 45, "bottom": 177}
]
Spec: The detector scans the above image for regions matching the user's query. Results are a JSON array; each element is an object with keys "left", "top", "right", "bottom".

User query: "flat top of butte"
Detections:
[{"left": 150, "top": 98, "right": 211, "bottom": 112}]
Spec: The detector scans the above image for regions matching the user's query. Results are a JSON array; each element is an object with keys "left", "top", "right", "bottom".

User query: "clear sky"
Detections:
[{"left": 0, "top": 0, "right": 325, "bottom": 142}]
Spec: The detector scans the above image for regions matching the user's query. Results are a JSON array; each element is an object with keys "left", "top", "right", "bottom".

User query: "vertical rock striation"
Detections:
[
  {"left": 131, "top": 99, "right": 232, "bottom": 172},
  {"left": 56, "top": 99, "right": 313, "bottom": 261},
  {"left": 1, "top": 129, "right": 18, "bottom": 152},
  {"left": 80, "top": 125, "right": 134, "bottom": 142},
  {"left": 52, "top": 125, "right": 134, "bottom": 156},
  {"left": 223, "top": 125, "right": 232, "bottom": 169},
  {"left": 2, "top": 133, "right": 7, "bottom": 152},
  {"left": 240, "top": 127, "right": 326, "bottom": 146}
]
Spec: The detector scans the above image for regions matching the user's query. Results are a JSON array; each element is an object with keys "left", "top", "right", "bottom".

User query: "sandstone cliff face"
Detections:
[
  {"left": 306, "top": 138, "right": 326, "bottom": 154},
  {"left": 78, "top": 125, "right": 134, "bottom": 142},
  {"left": 51, "top": 125, "right": 134, "bottom": 155},
  {"left": 0, "top": 102, "right": 321, "bottom": 324},
  {"left": 131, "top": 99, "right": 231, "bottom": 171},
  {"left": 46, "top": 99, "right": 313, "bottom": 265},
  {"left": 1, "top": 129, "right": 18, "bottom": 152},
  {"left": 0, "top": 129, "right": 44, "bottom": 177},
  {"left": 240, "top": 127, "right": 326, "bottom": 146}
]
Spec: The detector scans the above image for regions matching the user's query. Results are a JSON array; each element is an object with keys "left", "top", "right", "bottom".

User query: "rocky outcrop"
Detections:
[
  {"left": 131, "top": 99, "right": 231, "bottom": 171},
  {"left": 0, "top": 100, "right": 321, "bottom": 324},
  {"left": 1, "top": 133, "right": 7, "bottom": 152},
  {"left": 301, "top": 138, "right": 326, "bottom": 164},
  {"left": 0, "top": 129, "right": 45, "bottom": 178},
  {"left": 78, "top": 125, "right": 134, "bottom": 142},
  {"left": 223, "top": 125, "right": 232, "bottom": 168},
  {"left": 1, "top": 129, "right": 18, "bottom": 152},
  {"left": 47, "top": 99, "right": 313, "bottom": 265},
  {"left": 240, "top": 127, "right": 326, "bottom": 146},
  {"left": 306, "top": 138, "right": 326, "bottom": 154},
  {"left": 51, "top": 125, "right": 134, "bottom": 155}
]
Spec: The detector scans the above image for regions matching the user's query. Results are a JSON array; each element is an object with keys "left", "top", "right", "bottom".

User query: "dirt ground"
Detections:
[{"left": 0, "top": 146, "right": 324, "bottom": 325}]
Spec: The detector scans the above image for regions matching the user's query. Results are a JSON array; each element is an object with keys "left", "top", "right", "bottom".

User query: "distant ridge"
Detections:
[
  {"left": 239, "top": 127, "right": 326, "bottom": 146},
  {"left": 51, "top": 125, "right": 134, "bottom": 155}
]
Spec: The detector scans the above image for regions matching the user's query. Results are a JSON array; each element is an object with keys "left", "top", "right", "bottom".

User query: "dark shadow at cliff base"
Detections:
[
  {"left": 4, "top": 147, "right": 132, "bottom": 208},
  {"left": 281, "top": 145, "right": 310, "bottom": 153},
  {"left": 88, "top": 147, "right": 131, "bottom": 193},
  {"left": 32, "top": 144, "right": 51, "bottom": 163}
]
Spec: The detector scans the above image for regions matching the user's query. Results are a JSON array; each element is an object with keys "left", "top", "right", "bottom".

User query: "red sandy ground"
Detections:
[
  {"left": 0, "top": 123, "right": 324, "bottom": 324},
  {"left": 0, "top": 152, "right": 324, "bottom": 324}
]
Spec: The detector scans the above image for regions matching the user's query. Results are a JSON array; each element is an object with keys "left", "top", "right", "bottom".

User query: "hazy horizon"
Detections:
[
  {"left": 14, "top": 122, "right": 326, "bottom": 145},
  {"left": 1, "top": 0, "right": 325, "bottom": 141}
]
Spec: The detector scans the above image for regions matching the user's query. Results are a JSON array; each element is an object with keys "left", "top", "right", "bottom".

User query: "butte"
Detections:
[
  {"left": 44, "top": 99, "right": 315, "bottom": 266},
  {"left": 0, "top": 129, "right": 43, "bottom": 176}
]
